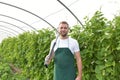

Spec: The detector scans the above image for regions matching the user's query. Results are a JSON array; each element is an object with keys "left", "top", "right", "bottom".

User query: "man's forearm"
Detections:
[
  {"left": 75, "top": 52, "right": 82, "bottom": 80},
  {"left": 77, "top": 58, "right": 82, "bottom": 79}
]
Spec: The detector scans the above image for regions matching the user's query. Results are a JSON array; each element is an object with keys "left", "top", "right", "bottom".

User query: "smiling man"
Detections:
[{"left": 45, "top": 21, "right": 82, "bottom": 80}]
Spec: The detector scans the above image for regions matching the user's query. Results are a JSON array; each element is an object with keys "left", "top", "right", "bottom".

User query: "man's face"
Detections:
[{"left": 58, "top": 23, "right": 69, "bottom": 37}]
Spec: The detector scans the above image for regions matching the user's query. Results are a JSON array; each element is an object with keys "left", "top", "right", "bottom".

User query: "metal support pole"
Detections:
[{"left": 57, "top": 0, "right": 84, "bottom": 28}]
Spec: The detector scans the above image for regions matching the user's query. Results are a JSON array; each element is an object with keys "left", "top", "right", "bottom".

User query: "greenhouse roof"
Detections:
[{"left": 0, "top": 0, "right": 120, "bottom": 42}]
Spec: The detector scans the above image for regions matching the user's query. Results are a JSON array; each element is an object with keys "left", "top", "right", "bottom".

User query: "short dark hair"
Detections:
[{"left": 59, "top": 21, "right": 69, "bottom": 27}]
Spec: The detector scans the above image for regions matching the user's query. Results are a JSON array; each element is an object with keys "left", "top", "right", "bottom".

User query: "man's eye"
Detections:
[{"left": 60, "top": 27, "right": 63, "bottom": 29}]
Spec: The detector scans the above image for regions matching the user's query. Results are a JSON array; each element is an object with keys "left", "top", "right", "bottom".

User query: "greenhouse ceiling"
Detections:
[{"left": 0, "top": 0, "right": 120, "bottom": 42}]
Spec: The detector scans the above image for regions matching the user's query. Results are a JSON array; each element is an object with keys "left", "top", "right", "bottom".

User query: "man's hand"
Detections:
[
  {"left": 44, "top": 55, "right": 50, "bottom": 66},
  {"left": 75, "top": 75, "right": 82, "bottom": 80}
]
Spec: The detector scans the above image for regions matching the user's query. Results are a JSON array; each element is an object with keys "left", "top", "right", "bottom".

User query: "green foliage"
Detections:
[
  {"left": 70, "top": 11, "right": 120, "bottom": 80},
  {"left": 0, "top": 11, "right": 120, "bottom": 80},
  {"left": 0, "top": 29, "right": 55, "bottom": 80}
]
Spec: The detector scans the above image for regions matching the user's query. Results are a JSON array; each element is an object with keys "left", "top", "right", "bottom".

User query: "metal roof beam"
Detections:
[
  {"left": 0, "top": 24, "right": 20, "bottom": 34},
  {"left": 0, "top": 28, "right": 16, "bottom": 35},
  {"left": 0, "top": 14, "right": 37, "bottom": 32},
  {"left": 0, "top": 2, "right": 56, "bottom": 32},
  {"left": 0, "top": 21, "right": 26, "bottom": 32}
]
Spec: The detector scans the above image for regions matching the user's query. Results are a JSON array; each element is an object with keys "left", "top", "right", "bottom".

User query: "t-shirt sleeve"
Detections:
[
  {"left": 73, "top": 40, "right": 80, "bottom": 53},
  {"left": 49, "top": 39, "right": 55, "bottom": 53}
]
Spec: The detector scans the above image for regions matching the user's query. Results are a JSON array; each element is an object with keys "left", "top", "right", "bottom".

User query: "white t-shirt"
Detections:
[{"left": 50, "top": 37, "right": 80, "bottom": 54}]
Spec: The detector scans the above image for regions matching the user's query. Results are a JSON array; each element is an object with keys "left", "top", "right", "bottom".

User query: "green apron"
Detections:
[{"left": 54, "top": 46, "right": 76, "bottom": 80}]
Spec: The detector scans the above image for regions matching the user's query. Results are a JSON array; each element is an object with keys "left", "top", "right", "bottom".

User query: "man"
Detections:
[{"left": 45, "top": 21, "right": 82, "bottom": 80}]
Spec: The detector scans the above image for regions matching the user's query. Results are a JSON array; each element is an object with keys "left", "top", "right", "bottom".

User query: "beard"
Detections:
[{"left": 60, "top": 33, "right": 67, "bottom": 37}]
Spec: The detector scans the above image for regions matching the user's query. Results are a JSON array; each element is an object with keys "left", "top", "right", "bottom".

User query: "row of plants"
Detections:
[
  {"left": 0, "top": 11, "right": 120, "bottom": 80},
  {"left": 0, "top": 29, "right": 54, "bottom": 80}
]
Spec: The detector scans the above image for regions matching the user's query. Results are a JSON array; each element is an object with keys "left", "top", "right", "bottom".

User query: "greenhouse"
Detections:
[{"left": 0, "top": 0, "right": 120, "bottom": 80}]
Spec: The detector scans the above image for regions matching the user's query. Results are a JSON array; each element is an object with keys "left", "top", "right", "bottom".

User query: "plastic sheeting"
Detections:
[{"left": 0, "top": 0, "right": 120, "bottom": 42}]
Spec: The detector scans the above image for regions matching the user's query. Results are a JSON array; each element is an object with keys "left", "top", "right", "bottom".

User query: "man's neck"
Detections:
[{"left": 60, "top": 35, "right": 68, "bottom": 39}]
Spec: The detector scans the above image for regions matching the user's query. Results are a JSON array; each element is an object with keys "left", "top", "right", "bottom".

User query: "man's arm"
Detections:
[
  {"left": 74, "top": 51, "right": 82, "bottom": 80},
  {"left": 45, "top": 52, "right": 54, "bottom": 63},
  {"left": 44, "top": 50, "right": 54, "bottom": 66},
  {"left": 44, "top": 40, "right": 55, "bottom": 65}
]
